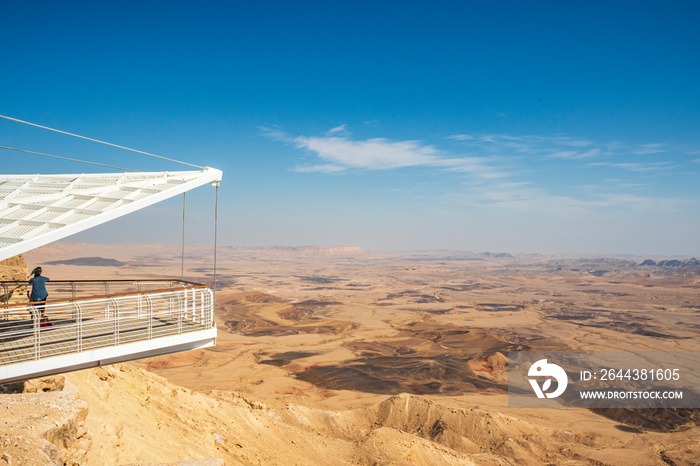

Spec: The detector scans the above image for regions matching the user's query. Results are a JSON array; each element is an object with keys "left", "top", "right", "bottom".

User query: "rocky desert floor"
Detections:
[{"left": 2, "top": 243, "right": 699, "bottom": 465}]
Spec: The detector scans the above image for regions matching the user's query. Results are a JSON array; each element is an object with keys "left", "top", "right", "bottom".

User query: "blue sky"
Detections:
[{"left": 1, "top": 1, "right": 698, "bottom": 255}]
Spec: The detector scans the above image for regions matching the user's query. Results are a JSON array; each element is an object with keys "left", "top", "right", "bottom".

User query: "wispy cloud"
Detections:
[
  {"left": 447, "top": 134, "right": 474, "bottom": 141},
  {"left": 587, "top": 161, "right": 676, "bottom": 172},
  {"left": 327, "top": 124, "right": 348, "bottom": 135},
  {"left": 262, "top": 126, "right": 697, "bottom": 216},
  {"left": 262, "top": 127, "right": 508, "bottom": 178},
  {"left": 450, "top": 182, "right": 688, "bottom": 215},
  {"left": 259, "top": 126, "right": 287, "bottom": 140},
  {"left": 292, "top": 164, "right": 346, "bottom": 173},
  {"left": 445, "top": 133, "right": 684, "bottom": 163},
  {"left": 293, "top": 135, "right": 442, "bottom": 170},
  {"left": 550, "top": 148, "right": 600, "bottom": 159},
  {"left": 446, "top": 133, "right": 595, "bottom": 157},
  {"left": 633, "top": 143, "right": 668, "bottom": 155},
  {"left": 480, "top": 135, "right": 595, "bottom": 158}
]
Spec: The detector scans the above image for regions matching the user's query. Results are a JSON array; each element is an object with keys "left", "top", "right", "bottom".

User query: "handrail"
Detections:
[
  {"left": 1, "top": 285, "right": 209, "bottom": 308},
  {"left": 0, "top": 279, "right": 208, "bottom": 309},
  {"left": 0, "top": 279, "right": 209, "bottom": 285}
]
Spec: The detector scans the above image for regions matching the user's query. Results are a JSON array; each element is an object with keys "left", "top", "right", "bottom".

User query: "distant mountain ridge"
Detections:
[
  {"left": 639, "top": 258, "right": 700, "bottom": 267},
  {"left": 269, "top": 245, "right": 365, "bottom": 256},
  {"left": 45, "top": 257, "right": 126, "bottom": 267}
]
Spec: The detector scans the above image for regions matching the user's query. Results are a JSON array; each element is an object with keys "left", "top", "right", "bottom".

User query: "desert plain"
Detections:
[{"left": 2, "top": 242, "right": 699, "bottom": 465}]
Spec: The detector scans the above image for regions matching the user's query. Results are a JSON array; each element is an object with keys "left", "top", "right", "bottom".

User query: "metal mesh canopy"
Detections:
[{"left": 0, "top": 167, "right": 222, "bottom": 260}]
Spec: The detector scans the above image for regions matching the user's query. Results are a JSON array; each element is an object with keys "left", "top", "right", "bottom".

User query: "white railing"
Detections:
[
  {"left": 0, "top": 279, "right": 192, "bottom": 305},
  {"left": 0, "top": 280, "right": 214, "bottom": 366}
]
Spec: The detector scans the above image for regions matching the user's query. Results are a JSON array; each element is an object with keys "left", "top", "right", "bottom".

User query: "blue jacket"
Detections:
[{"left": 28, "top": 276, "right": 50, "bottom": 301}]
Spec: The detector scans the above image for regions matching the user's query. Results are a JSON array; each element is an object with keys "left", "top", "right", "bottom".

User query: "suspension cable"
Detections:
[
  {"left": 0, "top": 145, "right": 139, "bottom": 172},
  {"left": 213, "top": 182, "right": 219, "bottom": 301},
  {"left": 181, "top": 192, "right": 186, "bottom": 280},
  {"left": 0, "top": 114, "right": 204, "bottom": 169}
]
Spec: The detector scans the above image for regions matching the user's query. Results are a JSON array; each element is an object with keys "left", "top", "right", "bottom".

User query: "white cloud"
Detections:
[
  {"left": 598, "top": 193, "right": 686, "bottom": 212},
  {"left": 633, "top": 143, "right": 667, "bottom": 155},
  {"left": 262, "top": 126, "right": 697, "bottom": 218},
  {"left": 272, "top": 129, "right": 691, "bottom": 178},
  {"left": 446, "top": 133, "right": 596, "bottom": 158},
  {"left": 603, "top": 141, "right": 628, "bottom": 151},
  {"left": 327, "top": 124, "right": 348, "bottom": 135},
  {"left": 550, "top": 148, "right": 600, "bottom": 159},
  {"left": 611, "top": 161, "right": 674, "bottom": 172},
  {"left": 258, "top": 126, "right": 287, "bottom": 140},
  {"left": 447, "top": 134, "right": 474, "bottom": 141},
  {"left": 551, "top": 151, "right": 578, "bottom": 159},
  {"left": 447, "top": 183, "right": 592, "bottom": 215},
  {"left": 558, "top": 138, "right": 594, "bottom": 148},
  {"left": 267, "top": 128, "right": 508, "bottom": 178},
  {"left": 450, "top": 182, "right": 688, "bottom": 215},
  {"left": 525, "top": 135, "right": 593, "bottom": 147},
  {"left": 443, "top": 134, "right": 696, "bottom": 166},
  {"left": 292, "top": 164, "right": 346, "bottom": 173},
  {"left": 293, "top": 136, "right": 441, "bottom": 170},
  {"left": 578, "top": 148, "right": 601, "bottom": 158}
]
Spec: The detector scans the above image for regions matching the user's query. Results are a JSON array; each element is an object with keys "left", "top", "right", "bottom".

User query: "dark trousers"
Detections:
[{"left": 29, "top": 296, "right": 48, "bottom": 319}]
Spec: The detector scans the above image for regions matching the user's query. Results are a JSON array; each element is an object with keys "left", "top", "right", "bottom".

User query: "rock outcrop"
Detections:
[
  {"left": 0, "top": 390, "right": 91, "bottom": 465},
  {"left": 0, "top": 255, "right": 29, "bottom": 304}
]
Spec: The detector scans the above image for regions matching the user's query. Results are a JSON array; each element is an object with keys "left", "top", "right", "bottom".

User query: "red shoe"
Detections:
[{"left": 40, "top": 321, "right": 53, "bottom": 328}]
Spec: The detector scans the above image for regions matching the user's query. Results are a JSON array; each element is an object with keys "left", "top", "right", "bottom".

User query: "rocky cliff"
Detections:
[{"left": 0, "top": 255, "right": 29, "bottom": 304}]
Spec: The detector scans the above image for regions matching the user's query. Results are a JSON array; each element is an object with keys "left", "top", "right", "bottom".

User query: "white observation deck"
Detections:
[
  {"left": 0, "top": 167, "right": 223, "bottom": 384},
  {"left": 0, "top": 279, "right": 216, "bottom": 384}
]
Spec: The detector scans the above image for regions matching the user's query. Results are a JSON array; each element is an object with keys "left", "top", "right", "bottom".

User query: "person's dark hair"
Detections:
[{"left": 31, "top": 266, "right": 42, "bottom": 276}]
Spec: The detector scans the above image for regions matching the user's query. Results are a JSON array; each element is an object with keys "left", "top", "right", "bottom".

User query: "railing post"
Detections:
[
  {"left": 138, "top": 283, "right": 143, "bottom": 318},
  {"left": 30, "top": 306, "right": 40, "bottom": 360},
  {"left": 209, "top": 288, "right": 214, "bottom": 327},
  {"left": 191, "top": 289, "right": 196, "bottom": 322},
  {"left": 145, "top": 294, "right": 153, "bottom": 340},
  {"left": 176, "top": 292, "right": 184, "bottom": 335},
  {"left": 193, "top": 289, "right": 198, "bottom": 323},
  {"left": 192, "top": 290, "right": 197, "bottom": 324},
  {"left": 111, "top": 297, "right": 120, "bottom": 345},
  {"left": 199, "top": 290, "right": 204, "bottom": 324},
  {"left": 71, "top": 281, "right": 76, "bottom": 300},
  {"left": 74, "top": 301, "right": 82, "bottom": 352},
  {"left": 184, "top": 289, "right": 189, "bottom": 321},
  {"left": 2, "top": 284, "right": 7, "bottom": 320}
]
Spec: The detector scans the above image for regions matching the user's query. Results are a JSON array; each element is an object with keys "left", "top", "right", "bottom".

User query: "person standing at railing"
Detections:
[{"left": 27, "top": 266, "right": 52, "bottom": 327}]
